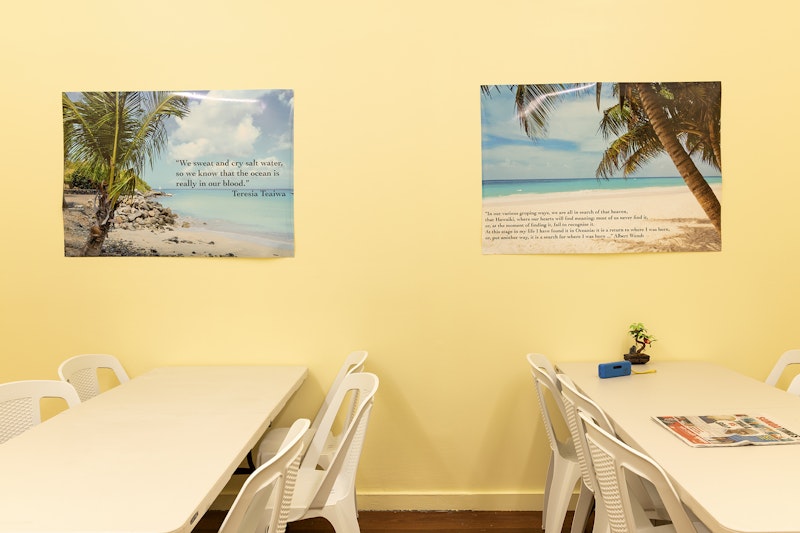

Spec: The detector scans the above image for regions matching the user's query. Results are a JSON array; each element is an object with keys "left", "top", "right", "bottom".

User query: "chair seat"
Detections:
[{"left": 258, "top": 427, "right": 340, "bottom": 468}]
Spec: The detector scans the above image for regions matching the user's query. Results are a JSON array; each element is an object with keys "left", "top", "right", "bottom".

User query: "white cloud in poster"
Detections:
[{"left": 169, "top": 91, "right": 264, "bottom": 158}]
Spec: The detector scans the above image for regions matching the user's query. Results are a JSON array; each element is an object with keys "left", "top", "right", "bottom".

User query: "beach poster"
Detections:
[
  {"left": 480, "top": 82, "right": 721, "bottom": 254},
  {"left": 63, "top": 90, "right": 294, "bottom": 257}
]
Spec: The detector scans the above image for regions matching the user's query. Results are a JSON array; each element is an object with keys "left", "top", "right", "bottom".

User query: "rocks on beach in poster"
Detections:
[
  {"left": 112, "top": 192, "right": 181, "bottom": 231},
  {"left": 63, "top": 191, "right": 290, "bottom": 258}
]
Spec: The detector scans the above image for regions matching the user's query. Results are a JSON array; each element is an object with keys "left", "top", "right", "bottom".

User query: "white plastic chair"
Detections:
[
  {"left": 285, "top": 372, "right": 379, "bottom": 533},
  {"left": 58, "top": 354, "right": 130, "bottom": 402},
  {"left": 218, "top": 418, "right": 310, "bottom": 533},
  {"left": 526, "top": 354, "right": 584, "bottom": 533},
  {"left": 786, "top": 375, "right": 800, "bottom": 396},
  {"left": 557, "top": 373, "right": 614, "bottom": 533},
  {"left": 0, "top": 380, "right": 81, "bottom": 444},
  {"left": 765, "top": 349, "right": 800, "bottom": 388},
  {"left": 580, "top": 412, "right": 709, "bottom": 533},
  {"left": 558, "top": 374, "right": 669, "bottom": 533},
  {"left": 256, "top": 350, "right": 368, "bottom": 468},
  {"left": 526, "top": 353, "right": 561, "bottom": 530}
]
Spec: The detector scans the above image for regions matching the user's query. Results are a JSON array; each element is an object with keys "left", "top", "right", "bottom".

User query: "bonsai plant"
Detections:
[{"left": 625, "top": 322, "right": 656, "bottom": 364}]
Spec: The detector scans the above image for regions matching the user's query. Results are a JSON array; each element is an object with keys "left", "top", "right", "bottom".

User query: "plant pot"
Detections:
[{"left": 624, "top": 353, "right": 650, "bottom": 365}]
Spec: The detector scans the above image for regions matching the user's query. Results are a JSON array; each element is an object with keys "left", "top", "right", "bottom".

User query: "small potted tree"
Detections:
[{"left": 625, "top": 322, "right": 655, "bottom": 364}]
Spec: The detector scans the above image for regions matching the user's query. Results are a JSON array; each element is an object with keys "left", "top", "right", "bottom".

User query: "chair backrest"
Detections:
[
  {"left": 219, "top": 418, "right": 311, "bottom": 533},
  {"left": 561, "top": 374, "right": 669, "bottom": 528},
  {"left": 580, "top": 412, "right": 701, "bottom": 533},
  {"left": 526, "top": 353, "right": 560, "bottom": 388},
  {"left": 301, "top": 372, "right": 379, "bottom": 510},
  {"left": 557, "top": 373, "right": 616, "bottom": 494},
  {"left": 0, "top": 380, "right": 81, "bottom": 444},
  {"left": 58, "top": 354, "right": 130, "bottom": 402},
  {"left": 765, "top": 349, "right": 800, "bottom": 387},
  {"left": 527, "top": 354, "right": 573, "bottom": 456},
  {"left": 311, "top": 350, "right": 368, "bottom": 435},
  {"left": 787, "top": 375, "right": 800, "bottom": 396}
]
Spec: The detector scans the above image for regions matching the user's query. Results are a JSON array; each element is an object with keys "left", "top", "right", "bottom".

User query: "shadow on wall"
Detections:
[{"left": 470, "top": 369, "right": 553, "bottom": 508}]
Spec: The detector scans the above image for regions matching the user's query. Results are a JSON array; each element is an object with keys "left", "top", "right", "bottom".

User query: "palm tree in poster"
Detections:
[
  {"left": 483, "top": 82, "right": 722, "bottom": 234},
  {"left": 481, "top": 84, "right": 584, "bottom": 139},
  {"left": 664, "top": 81, "right": 721, "bottom": 170},
  {"left": 594, "top": 82, "right": 721, "bottom": 232},
  {"left": 594, "top": 95, "right": 666, "bottom": 177},
  {"left": 62, "top": 91, "right": 190, "bottom": 256},
  {"left": 625, "top": 82, "right": 720, "bottom": 232}
]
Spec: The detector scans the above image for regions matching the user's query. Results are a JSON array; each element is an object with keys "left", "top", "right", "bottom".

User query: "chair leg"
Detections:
[
  {"left": 543, "top": 455, "right": 580, "bottom": 533},
  {"left": 570, "top": 482, "right": 593, "bottom": 533},
  {"left": 318, "top": 500, "right": 361, "bottom": 533},
  {"left": 310, "top": 483, "right": 361, "bottom": 533},
  {"left": 542, "top": 451, "right": 554, "bottom": 529},
  {"left": 591, "top": 500, "right": 609, "bottom": 533}
]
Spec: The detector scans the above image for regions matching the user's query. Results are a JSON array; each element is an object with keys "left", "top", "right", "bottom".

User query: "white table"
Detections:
[
  {"left": 557, "top": 361, "right": 800, "bottom": 533},
  {"left": 0, "top": 365, "right": 307, "bottom": 532}
]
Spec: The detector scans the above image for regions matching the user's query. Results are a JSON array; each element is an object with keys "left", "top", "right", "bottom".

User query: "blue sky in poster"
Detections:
[
  {"left": 480, "top": 83, "right": 718, "bottom": 181},
  {"left": 147, "top": 89, "right": 294, "bottom": 190}
]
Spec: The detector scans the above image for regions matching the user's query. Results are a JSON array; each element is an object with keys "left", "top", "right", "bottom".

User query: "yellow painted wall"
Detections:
[{"left": 2, "top": 0, "right": 799, "bottom": 510}]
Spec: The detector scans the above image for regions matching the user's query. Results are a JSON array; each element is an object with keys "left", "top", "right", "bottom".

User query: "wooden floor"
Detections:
[{"left": 195, "top": 510, "right": 580, "bottom": 532}]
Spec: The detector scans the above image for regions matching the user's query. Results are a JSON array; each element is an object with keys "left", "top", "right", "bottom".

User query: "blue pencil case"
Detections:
[{"left": 598, "top": 360, "right": 632, "bottom": 378}]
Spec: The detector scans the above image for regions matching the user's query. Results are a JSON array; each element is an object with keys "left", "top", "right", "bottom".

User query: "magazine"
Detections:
[{"left": 653, "top": 414, "right": 800, "bottom": 447}]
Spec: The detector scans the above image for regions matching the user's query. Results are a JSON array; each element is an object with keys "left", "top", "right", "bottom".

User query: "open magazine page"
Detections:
[{"left": 653, "top": 414, "right": 800, "bottom": 447}]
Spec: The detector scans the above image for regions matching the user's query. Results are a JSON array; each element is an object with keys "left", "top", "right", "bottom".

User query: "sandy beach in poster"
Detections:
[
  {"left": 482, "top": 183, "right": 722, "bottom": 254},
  {"left": 63, "top": 193, "right": 292, "bottom": 258}
]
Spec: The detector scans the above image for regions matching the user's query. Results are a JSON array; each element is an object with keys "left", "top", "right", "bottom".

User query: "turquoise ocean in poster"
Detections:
[
  {"left": 156, "top": 188, "right": 294, "bottom": 244},
  {"left": 482, "top": 176, "right": 722, "bottom": 199}
]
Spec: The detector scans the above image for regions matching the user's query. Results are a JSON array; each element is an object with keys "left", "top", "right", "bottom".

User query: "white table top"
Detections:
[
  {"left": 0, "top": 365, "right": 307, "bottom": 532},
  {"left": 557, "top": 360, "right": 800, "bottom": 533}
]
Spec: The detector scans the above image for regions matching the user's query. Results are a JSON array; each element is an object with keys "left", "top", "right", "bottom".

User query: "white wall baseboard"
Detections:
[{"left": 211, "top": 481, "right": 576, "bottom": 512}]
